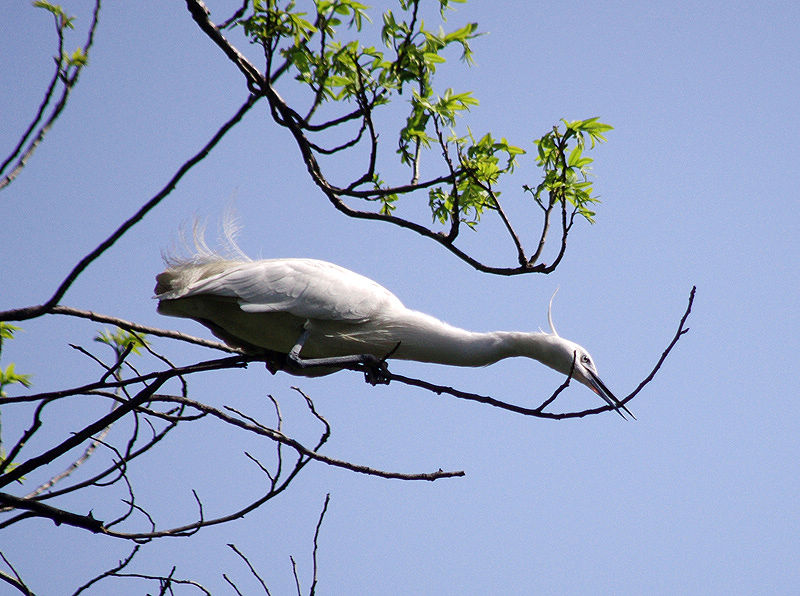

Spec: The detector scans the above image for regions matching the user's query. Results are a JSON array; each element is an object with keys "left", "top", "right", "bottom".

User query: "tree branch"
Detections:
[
  {"left": 71, "top": 545, "right": 141, "bottom": 596},
  {"left": 0, "top": 0, "right": 102, "bottom": 192},
  {"left": 0, "top": 367, "right": 175, "bottom": 488},
  {"left": 0, "top": 551, "right": 34, "bottom": 596},
  {"left": 0, "top": 492, "right": 104, "bottom": 533},
  {"left": 309, "top": 493, "right": 329, "bottom": 596},
  {"left": 50, "top": 305, "right": 240, "bottom": 353},
  {"left": 185, "top": 0, "right": 264, "bottom": 90},
  {"left": 0, "top": 95, "right": 259, "bottom": 323},
  {"left": 183, "top": 0, "right": 571, "bottom": 276},
  {"left": 147, "top": 394, "right": 465, "bottom": 483}
]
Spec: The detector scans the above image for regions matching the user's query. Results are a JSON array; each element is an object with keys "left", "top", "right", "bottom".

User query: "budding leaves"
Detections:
[
  {"left": 235, "top": 0, "right": 611, "bottom": 231},
  {"left": 530, "top": 118, "right": 613, "bottom": 224}
]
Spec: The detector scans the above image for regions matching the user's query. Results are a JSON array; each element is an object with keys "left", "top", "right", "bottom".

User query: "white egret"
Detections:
[{"left": 155, "top": 249, "right": 632, "bottom": 418}]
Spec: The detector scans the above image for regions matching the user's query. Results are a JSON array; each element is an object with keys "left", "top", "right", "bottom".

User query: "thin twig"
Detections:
[
  {"left": 228, "top": 544, "right": 272, "bottom": 596},
  {"left": 0, "top": 95, "right": 259, "bottom": 323},
  {"left": 619, "top": 285, "right": 697, "bottom": 406},
  {"left": 52, "top": 305, "right": 240, "bottom": 352},
  {"left": 107, "top": 572, "right": 211, "bottom": 596},
  {"left": 0, "top": 1, "right": 102, "bottom": 191},
  {"left": 184, "top": 0, "right": 557, "bottom": 276},
  {"left": 0, "top": 552, "right": 34, "bottom": 596},
  {"left": 291, "top": 556, "right": 301, "bottom": 596},
  {"left": 309, "top": 494, "right": 330, "bottom": 596},
  {"left": 70, "top": 545, "right": 140, "bottom": 596}
]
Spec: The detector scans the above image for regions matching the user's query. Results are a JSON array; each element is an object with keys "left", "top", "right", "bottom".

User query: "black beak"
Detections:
[{"left": 588, "top": 371, "right": 636, "bottom": 420}]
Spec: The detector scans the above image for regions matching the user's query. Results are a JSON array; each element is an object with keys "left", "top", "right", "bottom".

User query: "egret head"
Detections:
[{"left": 544, "top": 291, "right": 634, "bottom": 419}]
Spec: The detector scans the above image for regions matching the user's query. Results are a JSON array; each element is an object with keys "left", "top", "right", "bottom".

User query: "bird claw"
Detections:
[{"left": 361, "top": 355, "right": 391, "bottom": 386}]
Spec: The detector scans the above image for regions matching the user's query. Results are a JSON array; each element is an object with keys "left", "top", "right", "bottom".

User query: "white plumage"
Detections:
[{"left": 155, "top": 238, "right": 631, "bottom": 418}]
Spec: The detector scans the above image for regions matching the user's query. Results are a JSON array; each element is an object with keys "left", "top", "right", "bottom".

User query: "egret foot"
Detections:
[{"left": 358, "top": 354, "right": 391, "bottom": 386}]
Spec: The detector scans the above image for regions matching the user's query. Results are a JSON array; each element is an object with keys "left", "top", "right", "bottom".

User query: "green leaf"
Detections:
[
  {"left": 567, "top": 144, "right": 583, "bottom": 167},
  {"left": 65, "top": 47, "right": 87, "bottom": 67},
  {"left": 0, "top": 323, "right": 21, "bottom": 342},
  {"left": 0, "top": 363, "right": 33, "bottom": 398},
  {"left": 33, "top": 0, "right": 74, "bottom": 29},
  {"left": 94, "top": 328, "right": 149, "bottom": 355}
]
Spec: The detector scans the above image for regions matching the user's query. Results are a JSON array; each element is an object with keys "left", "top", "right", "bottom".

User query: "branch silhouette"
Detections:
[
  {"left": 0, "top": 1, "right": 101, "bottom": 192},
  {"left": 184, "top": 0, "right": 600, "bottom": 275},
  {"left": 0, "top": 95, "right": 259, "bottom": 324}
]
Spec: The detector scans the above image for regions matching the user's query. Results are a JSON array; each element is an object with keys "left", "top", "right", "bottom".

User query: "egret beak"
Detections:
[{"left": 588, "top": 371, "right": 636, "bottom": 420}]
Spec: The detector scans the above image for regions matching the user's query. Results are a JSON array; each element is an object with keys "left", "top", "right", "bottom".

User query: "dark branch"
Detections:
[
  {"left": 183, "top": 0, "right": 572, "bottom": 276},
  {"left": 71, "top": 545, "right": 141, "bottom": 596},
  {"left": 227, "top": 544, "right": 272, "bottom": 596},
  {"left": 145, "top": 394, "right": 465, "bottom": 483},
  {"left": 0, "top": 552, "right": 34, "bottom": 596},
  {"left": 0, "top": 368, "right": 176, "bottom": 488},
  {"left": 185, "top": 0, "right": 264, "bottom": 89},
  {"left": 0, "top": 0, "right": 102, "bottom": 191},
  {"left": 0, "top": 95, "right": 259, "bottom": 323},
  {"left": 309, "top": 493, "right": 330, "bottom": 596},
  {"left": 50, "top": 305, "right": 240, "bottom": 353},
  {"left": 619, "top": 285, "right": 697, "bottom": 406},
  {"left": 0, "top": 492, "right": 104, "bottom": 533}
]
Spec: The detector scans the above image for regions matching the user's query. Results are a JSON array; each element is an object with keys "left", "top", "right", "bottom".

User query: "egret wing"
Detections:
[{"left": 180, "top": 259, "right": 403, "bottom": 322}]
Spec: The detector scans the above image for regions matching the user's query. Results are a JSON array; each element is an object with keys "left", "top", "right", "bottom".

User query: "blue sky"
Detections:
[{"left": 2, "top": 1, "right": 799, "bottom": 594}]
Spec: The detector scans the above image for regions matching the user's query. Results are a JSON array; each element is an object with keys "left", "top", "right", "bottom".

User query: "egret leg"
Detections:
[
  {"left": 288, "top": 327, "right": 311, "bottom": 361},
  {"left": 284, "top": 326, "right": 391, "bottom": 385}
]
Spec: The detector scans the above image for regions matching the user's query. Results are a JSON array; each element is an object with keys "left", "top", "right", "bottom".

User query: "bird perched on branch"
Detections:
[{"left": 155, "top": 224, "right": 632, "bottom": 418}]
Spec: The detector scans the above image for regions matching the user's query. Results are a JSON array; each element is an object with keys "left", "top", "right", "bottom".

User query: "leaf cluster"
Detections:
[
  {"left": 527, "top": 117, "right": 612, "bottom": 223},
  {"left": 238, "top": 2, "right": 481, "bottom": 176},
  {"left": 229, "top": 1, "right": 613, "bottom": 271},
  {"left": 0, "top": 324, "right": 32, "bottom": 398},
  {"left": 33, "top": 1, "right": 89, "bottom": 69},
  {"left": 429, "top": 131, "right": 523, "bottom": 228},
  {"left": 94, "top": 327, "right": 149, "bottom": 357},
  {"left": 0, "top": 324, "right": 30, "bottom": 482}
]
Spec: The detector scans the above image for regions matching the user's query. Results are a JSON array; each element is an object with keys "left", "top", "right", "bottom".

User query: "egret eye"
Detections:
[{"left": 581, "top": 355, "right": 591, "bottom": 364}]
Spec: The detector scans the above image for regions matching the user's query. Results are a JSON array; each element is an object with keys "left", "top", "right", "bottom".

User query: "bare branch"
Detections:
[
  {"left": 0, "top": 95, "right": 259, "bottom": 323},
  {"left": 145, "top": 395, "right": 465, "bottom": 483},
  {"left": 619, "top": 285, "right": 697, "bottom": 406},
  {"left": 104, "top": 571, "right": 211, "bottom": 595},
  {"left": 185, "top": 0, "right": 263, "bottom": 90},
  {"left": 0, "top": 492, "right": 104, "bottom": 533},
  {"left": 534, "top": 353, "right": 577, "bottom": 413},
  {"left": 0, "top": 552, "right": 34, "bottom": 596},
  {"left": 218, "top": 0, "right": 250, "bottom": 30},
  {"left": 52, "top": 305, "right": 240, "bottom": 352},
  {"left": 292, "top": 387, "right": 331, "bottom": 451},
  {"left": 291, "top": 556, "right": 302, "bottom": 596},
  {"left": 71, "top": 545, "right": 141, "bottom": 596},
  {"left": 227, "top": 544, "right": 272, "bottom": 596},
  {"left": 19, "top": 414, "right": 113, "bottom": 501},
  {"left": 0, "top": 368, "right": 174, "bottom": 488},
  {"left": 0, "top": 355, "right": 249, "bottom": 406},
  {"left": 309, "top": 493, "right": 330, "bottom": 596},
  {"left": 0, "top": 0, "right": 102, "bottom": 191}
]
